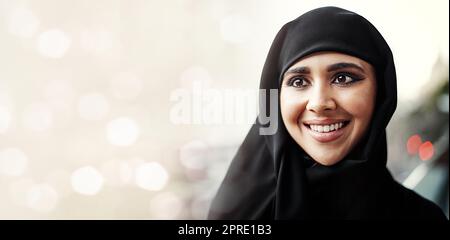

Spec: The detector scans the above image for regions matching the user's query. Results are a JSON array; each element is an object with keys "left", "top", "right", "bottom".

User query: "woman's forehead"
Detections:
[{"left": 286, "top": 51, "right": 371, "bottom": 71}]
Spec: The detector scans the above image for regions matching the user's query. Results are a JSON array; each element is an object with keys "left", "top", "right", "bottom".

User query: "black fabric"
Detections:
[{"left": 208, "top": 6, "right": 447, "bottom": 220}]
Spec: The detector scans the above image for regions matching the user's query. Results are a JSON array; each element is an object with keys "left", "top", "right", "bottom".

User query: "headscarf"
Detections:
[{"left": 208, "top": 6, "right": 446, "bottom": 220}]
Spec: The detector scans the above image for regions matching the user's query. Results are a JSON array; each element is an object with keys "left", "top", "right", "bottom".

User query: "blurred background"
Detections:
[{"left": 0, "top": 0, "right": 448, "bottom": 219}]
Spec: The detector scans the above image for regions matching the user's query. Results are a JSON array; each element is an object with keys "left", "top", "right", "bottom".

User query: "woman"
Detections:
[{"left": 208, "top": 6, "right": 447, "bottom": 220}]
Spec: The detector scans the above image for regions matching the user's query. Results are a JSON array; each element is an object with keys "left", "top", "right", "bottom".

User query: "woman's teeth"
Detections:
[{"left": 309, "top": 122, "right": 345, "bottom": 133}]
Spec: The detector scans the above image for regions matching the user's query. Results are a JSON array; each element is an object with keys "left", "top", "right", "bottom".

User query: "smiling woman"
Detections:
[
  {"left": 280, "top": 52, "right": 377, "bottom": 166},
  {"left": 208, "top": 6, "right": 447, "bottom": 220}
]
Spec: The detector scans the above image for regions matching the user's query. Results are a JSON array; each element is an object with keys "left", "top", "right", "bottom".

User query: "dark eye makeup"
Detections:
[
  {"left": 285, "top": 71, "right": 365, "bottom": 88},
  {"left": 331, "top": 72, "right": 365, "bottom": 86}
]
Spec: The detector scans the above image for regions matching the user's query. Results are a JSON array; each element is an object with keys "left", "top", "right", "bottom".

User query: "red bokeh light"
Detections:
[
  {"left": 407, "top": 134, "right": 422, "bottom": 155},
  {"left": 419, "top": 141, "right": 434, "bottom": 161}
]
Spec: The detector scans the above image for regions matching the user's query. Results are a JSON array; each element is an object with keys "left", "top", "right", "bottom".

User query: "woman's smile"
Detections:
[{"left": 301, "top": 119, "right": 351, "bottom": 143}]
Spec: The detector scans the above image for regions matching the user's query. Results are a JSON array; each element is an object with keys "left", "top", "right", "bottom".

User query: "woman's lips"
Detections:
[{"left": 302, "top": 121, "right": 349, "bottom": 143}]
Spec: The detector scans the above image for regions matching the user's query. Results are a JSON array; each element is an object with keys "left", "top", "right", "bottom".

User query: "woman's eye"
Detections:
[
  {"left": 289, "top": 78, "right": 309, "bottom": 88},
  {"left": 332, "top": 73, "right": 364, "bottom": 85},
  {"left": 333, "top": 74, "right": 354, "bottom": 84}
]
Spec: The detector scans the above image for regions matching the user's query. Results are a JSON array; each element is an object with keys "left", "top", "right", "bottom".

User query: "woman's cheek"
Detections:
[
  {"left": 281, "top": 91, "right": 307, "bottom": 123},
  {"left": 338, "top": 87, "right": 375, "bottom": 118}
]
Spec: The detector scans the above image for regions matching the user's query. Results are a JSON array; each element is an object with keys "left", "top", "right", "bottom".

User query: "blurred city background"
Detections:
[{"left": 0, "top": 0, "right": 448, "bottom": 219}]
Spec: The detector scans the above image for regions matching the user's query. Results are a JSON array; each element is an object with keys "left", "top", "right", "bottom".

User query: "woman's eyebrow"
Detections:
[
  {"left": 327, "top": 62, "right": 365, "bottom": 73},
  {"left": 284, "top": 66, "right": 310, "bottom": 75}
]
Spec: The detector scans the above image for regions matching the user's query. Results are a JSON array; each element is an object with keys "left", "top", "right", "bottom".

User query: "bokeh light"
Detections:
[
  {"left": 37, "top": 29, "right": 71, "bottom": 58},
  {"left": 71, "top": 166, "right": 104, "bottom": 195},
  {"left": 0, "top": 148, "right": 28, "bottom": 177},
  {"left": 135, "top": 162, "right": 169, "bottom": 191},
  {"left": 419, "top": 141, "right": 435, "bottom": 161},
  {"left": 106, "top": 117, "right": 140, "bottom": 146},
  {"left": 6, "top": 7, "right": 39, "bottom": 38},
  {"left": 407, "top": 134, "right": 422, "bottom": 155},
  {"left": 26, "top": 184, "right": 59, "bottom": 213}
]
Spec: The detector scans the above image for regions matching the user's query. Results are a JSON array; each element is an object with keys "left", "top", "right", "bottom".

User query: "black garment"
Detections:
[{"left": 208, "top": 6, "right": 447, "bottom": 220}]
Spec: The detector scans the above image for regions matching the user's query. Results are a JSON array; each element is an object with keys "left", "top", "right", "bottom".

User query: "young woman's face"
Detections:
[{"left": 280, "top": 52, "right": 376, "bottom": 166}]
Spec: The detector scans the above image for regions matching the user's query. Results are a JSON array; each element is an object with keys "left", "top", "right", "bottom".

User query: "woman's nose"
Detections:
[{"left": 305, "top": 86, "right": 337, "bottom": 113}]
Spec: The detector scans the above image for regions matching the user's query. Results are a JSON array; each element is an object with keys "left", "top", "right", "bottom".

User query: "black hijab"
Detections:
[{"left": 208, "top": 6, "right": 446, "bottom": 220}]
